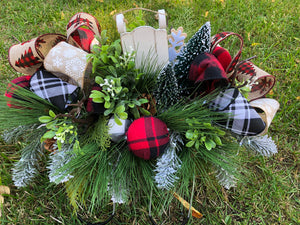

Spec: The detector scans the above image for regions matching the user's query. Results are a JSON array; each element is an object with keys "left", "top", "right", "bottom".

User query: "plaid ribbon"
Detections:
[
  {"left": 210, "top": 32, "right": 243, "bottom": 75},
  {"left": 209, "top": 88, "right": 266, "bottom": 136},
  {"left": 189, "top": 53, "right": 228, "bottom": 94},
  {"left": 14, "top": 47, "right": 41, "bottom": 69},
  {"left": 70, "top": 27, "right": 96, "bottom": 52},
  {"left": 66, "top": 12, "right": 101, "bottom": 42},
  {"left": 30, "top": 70, "right": 79, "bottom": 111},
  {"left": 8, "top": 34, "right": 67, "bottom": 75},
  {"left": 127, "top": 117, "right": 169, "bottom": 160},
  {"left": 236, "top": 61, "right": 275, "bottom": 101}
]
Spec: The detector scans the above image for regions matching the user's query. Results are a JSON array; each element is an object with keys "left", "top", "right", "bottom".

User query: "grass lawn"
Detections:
[{"left": 0, "top": 0, "right": 299, "bottom": 224}]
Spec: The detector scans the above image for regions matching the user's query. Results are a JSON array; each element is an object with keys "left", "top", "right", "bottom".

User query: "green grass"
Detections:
[{"left": 0, "top": 0, "right": 299, "bottom": 224}]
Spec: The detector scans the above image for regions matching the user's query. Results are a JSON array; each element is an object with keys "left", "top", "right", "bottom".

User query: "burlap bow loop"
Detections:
[
  {"left": 8, "top": 34, "right": 67, "bottom": 75},
  {"left": 66, "top": 12, "right": 101, "bottom": 52}
]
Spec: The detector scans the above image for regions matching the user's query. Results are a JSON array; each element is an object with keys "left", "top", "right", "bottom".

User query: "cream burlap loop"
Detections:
[
  {"left": 236, "top": 61, "right": 276, "bottom": 101},
  {"left": 44, "top": 42, "right": 92, "bottom": 91},
  {"left": 8, "top": 34, "right": 66, "bottom": 75},
  {"left": 250, "top": 98, "right": 280, "bottom": 135}
]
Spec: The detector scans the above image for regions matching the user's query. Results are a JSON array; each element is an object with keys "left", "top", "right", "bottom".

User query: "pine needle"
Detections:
[
  {"left": 0, "top": 84, "right": 57, "bottom": 130},
  {"left": 157, "top": 94, "right": 225, "bottom": 133}
]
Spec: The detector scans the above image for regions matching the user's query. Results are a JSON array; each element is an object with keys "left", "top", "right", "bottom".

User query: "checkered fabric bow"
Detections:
[
  {"left": 209, "top": 88, "right": 266, "bottom": 136},
  {"left": 30, "top": 70, "right": 79, "bottom": 111},
  {"left": 189, "top": 52, "right": 229, "bottom": 94}
]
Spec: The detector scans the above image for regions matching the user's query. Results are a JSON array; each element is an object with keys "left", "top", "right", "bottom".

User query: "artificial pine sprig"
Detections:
[
  {"left": 240, "top": 135, "right": 278, "bottom": 157},
  {"left": 64, "top": 143, "right": 111, "bottom": 211},
  {"left": 157, "top": 94, "right": 226, "bottom": 133},
  {"left": 11, "top": 129, "right": 46, "bottom": 187},
  {"left": 0, "top": 84, "right": 58, "bottom": 130},
  {"left": 214, "top": 165, "right": 238, "bottom": 189},
  {"left": 48, "top": 143, "right": 75, "bottom": 184},
  {"left": 80, "top": 115, "right": 111, "bottom": 150},
  {"left": 154, "top": 132, "right": 183, "bottom": 190}
]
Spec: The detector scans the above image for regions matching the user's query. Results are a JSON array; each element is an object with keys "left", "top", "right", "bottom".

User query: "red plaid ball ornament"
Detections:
[{"left": 126, "top": 116, "right": 169, "bottom": 160}]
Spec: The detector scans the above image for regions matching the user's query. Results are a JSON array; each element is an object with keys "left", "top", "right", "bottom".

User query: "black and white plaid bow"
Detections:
[
  {"left": 209, "top": 88, "right": 265, "bottom": 136},
  {"left": 30, "top": 70, "right": 79, "bottom": 111}
]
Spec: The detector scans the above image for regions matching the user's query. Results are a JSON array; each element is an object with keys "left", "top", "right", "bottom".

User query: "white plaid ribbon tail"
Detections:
[
  {"left": 30, "top": 70, "right": 79, "bottom": 111},
  {"left": 209, "top": 88, "right": 266, "bottom": 136}
]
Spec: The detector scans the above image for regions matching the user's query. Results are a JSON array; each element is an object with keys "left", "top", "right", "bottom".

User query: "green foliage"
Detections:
[
  {"left": 0, "top": 0, "right": 299, "bottom": 224},
  {"left": 81, "top": 115, "right": 111, "bottom": 151},
  {"left": 63, "top": 143, "right": 111, "bottom": 212},
  {"left": 185, "top": 119, "right": 225, "bottom": 151},
  {"left": 90, "top": 75, "right": 148, "bottom": 124},
  {"left": 89, "top": 32, "right": 122, "bottom": 76},
  {"left": 235, "top": 80, "right": 252, "bottom": 99},
  {"left": 39, "top": 110, "right": 80, "bottom": 154},
  {"left": 0, "top": 84, "right": 58, "bottom": 130},
  {"left": 157, "top": 94, "right": 225, "bottom": 133},
  {"left": 89, "top": 30, "right": 152, "bottom": 123}
]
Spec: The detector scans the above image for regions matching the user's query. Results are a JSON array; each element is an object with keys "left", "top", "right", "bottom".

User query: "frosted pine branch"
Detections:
[
  {"left": 215, "top": 166, "right": 238, "bottom": 189},
  {"left": 154, "top": 133, "right": 183, "bottom": 190},
  {"left": 240, "top": 135, "right": 278, "bottom": 157},
  {"left": 12, "top": 138, "right": 43, "bottom": 187},
  {"left": 47, "top": 143, "right": 74, "bottom": 184}
]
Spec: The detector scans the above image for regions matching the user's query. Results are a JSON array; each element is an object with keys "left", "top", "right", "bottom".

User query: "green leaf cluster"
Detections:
[
  {"left": 88, "top": 30, "right": 152, "bottom": 124},
  {"left": 185, "top": 119, "right": 225, "bottom": 151},
  {"left": 39, "top": 110, "right": 80, "bottom": 154},
  {"left": 89, "top": 31, "right": 122, "bottom": 76}
]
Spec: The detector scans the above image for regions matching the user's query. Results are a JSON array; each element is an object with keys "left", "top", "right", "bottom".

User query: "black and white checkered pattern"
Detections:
[
  {"left": 30, "top": 70, "right": 79, "bottom": 111},
  {"left": 209, "top": 88, "right": 265, "bottom": 136}
]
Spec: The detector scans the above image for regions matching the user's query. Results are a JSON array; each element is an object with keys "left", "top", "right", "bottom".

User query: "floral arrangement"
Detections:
[{"left": 1, "top": 11, "right": 280, "bottom": 223}]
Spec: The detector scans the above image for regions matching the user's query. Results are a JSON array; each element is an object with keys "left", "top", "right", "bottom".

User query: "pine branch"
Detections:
[
  {"left": 135, "top": 52, "right": 164, "bottom": 94},
  {"left": 12, "top": 135, "right": 45, "bottom": 187},
  {"left": 48, "top": 143, "right": 75, "bottom": 184},
  {"left": 240, "top": 135, "right": 278, "bottom": 157},
  {"left": 64, "top": 143, "right": 111, "bottom": 212},
  {"left": 157, "top": 94, "right": 225, "bottom": 133},
  {"left": 80, "top": 115, "right": 111, "bottom": 149},
  {"left": 2, "top": 124, "right": 38, "bottom": 144},
  {"left": 214, "top": 165, "right": 238, "bottom": 189},
  {"left": 0, "top": 84, "right": 58, "bottom": 130},
  {"left": 154, "top": 132, "right": 183, "bottom": 190}
]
